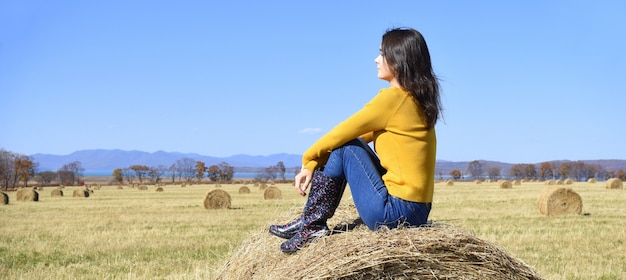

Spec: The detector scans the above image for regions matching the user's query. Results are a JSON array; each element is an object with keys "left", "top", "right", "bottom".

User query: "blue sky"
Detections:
[{"left": 1, "top": 1, "right": 624, "bottom": 163}]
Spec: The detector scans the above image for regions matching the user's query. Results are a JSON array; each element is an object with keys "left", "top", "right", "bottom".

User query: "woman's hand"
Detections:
[{"left": 294, "top": 167, "right": 313, "bottom": 196}]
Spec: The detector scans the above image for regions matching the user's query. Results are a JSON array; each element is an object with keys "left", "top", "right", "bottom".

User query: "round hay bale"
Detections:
[
  {"left": 238, "top": 186, "right": 251, "bottom": 194},
  {"left": 214, "top": 222, "right": 543, "bottom": 279},
  {"left": 16, "top": 188, "right": 39, "bottom": 201},
  {"left": 499, "top": 180, "right": 513, "bottom": 189},
  {"left": 1, "top": 192, "right": 8, "bottom": 205},
  {"left": 564, "top": 178, "right": 574, "bottom": 185},
  {"left": 138, "top": 185, "right": 148, "bottom": 190},
  {"left": 51, "top": 188, "right": 63, "bottom": 197},
  {"left": 16, "top": 188, "right": 25, "bottom": 201},
  {"left": 587, "top": 178, "right": 596, "bottom": 184},
  {"left": 263, "top": 186, "right": 282, "bottom": 200},
  {"left": 204, "top": 189, "right": 231, "bottom": 209},
  {"left": 556, "top": 179, "right": 564, "bottom": 185},
  {"left": 537, "top": 187, "right": 582, "bottom": 216},
  {"left": 259, "top": 183, "right": 268, "bottom": 190},
  {"left": 513, "top": 180, "right": 521, "bottom": 185},
  {"left": 605, "top": 178, "right": 623, "bottom": 189},
  {"left": 445, "top": 180, "right": 454, "bottom": 186},
  {"left": 474, "top": 180, "right": 481, "bottom": 184},
  {"left": 72, "top": 189, "right": 90, "bottom": 198},
  {"left": 117, "top": 186, "right": 124, "bottom": 190},
  {"left": 155, "top": 187, "right": 164, "bottom": 192}
]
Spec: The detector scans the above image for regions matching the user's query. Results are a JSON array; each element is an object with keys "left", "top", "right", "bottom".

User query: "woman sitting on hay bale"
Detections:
[{"left": 270, "top": 27, "right": 442, "bottom": 253}]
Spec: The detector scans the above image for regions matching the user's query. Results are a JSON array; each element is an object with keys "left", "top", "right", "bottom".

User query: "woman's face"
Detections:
[{"left": 375, "top": 51, "right": 394, "bottom": 82}]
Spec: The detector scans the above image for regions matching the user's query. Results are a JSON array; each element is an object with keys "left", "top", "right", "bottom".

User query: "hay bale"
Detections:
[
  {"left": 445, "top": 180, "right": 454, "bottom": 186},
  {"left": 117, "top": 186, "right": 124, "bottom": 190},
  {"left": 544, "top": 180, "right": 555, "bottom": 185},
  {"left": 16, "top": 188, "right": 25, "bottom": 201},
  {"left": 1, "top": 192, "right": 8, "bottom": 205},
  {"left": 605, "top": 178, "right": 623, "bottom": 189},
  {"left": 204, "top": 189, "right": 231, "bottom": 209},
  {"left": 16, "top": 188, "right": 39, "bottom": 201},
  {"left": 587, "top": 178, "right": 596, "bottom": 184},
  {"left": 263, "top": 186, "right": 282, "bottom": 200},
  {"left": 155, "top": 187, "right": 164, "bottom": 192},
  {"left": 138, "top": 185, "right": 148, "bottom": 190},
  {"left": 215, "top": 207, "right": 543, "bottom": 279},
  {"left": 513, "top": 180, "right": 521, "bottom": 185},
  {"left": 537, "top": 187, "right": 582, "bottom": 216},
  {"left": 564, "top": 178, "right": 574, "bottom": 185},
  {"left": 72, "top": 189, "right": 90, "bottom": 198},
  {"left": 238, "top": 186, "right": 251, "bottom": 194},
  {"left": 499, "top": 180, "right": 513, "bottom": 189},
  {"left": 51, "top": 188, "right": 63, "bottom": 197}
]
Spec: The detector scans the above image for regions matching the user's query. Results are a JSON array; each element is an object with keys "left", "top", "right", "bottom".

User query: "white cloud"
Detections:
[{"left": 298, "top": 128, "right": 323, "bottom": 134}]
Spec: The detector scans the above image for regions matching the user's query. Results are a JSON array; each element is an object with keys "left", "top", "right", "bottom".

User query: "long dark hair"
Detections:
[{"left": 381, "top": 27, "right": 442, "bottom": 128}]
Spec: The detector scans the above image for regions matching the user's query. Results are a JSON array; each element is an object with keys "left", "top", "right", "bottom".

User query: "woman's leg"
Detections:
[
  {"left": 323, "top": 138, "right": 431, "bottom": 230},
  {"left": 279, "top": 170, "right": 346, "bottom": 253}
]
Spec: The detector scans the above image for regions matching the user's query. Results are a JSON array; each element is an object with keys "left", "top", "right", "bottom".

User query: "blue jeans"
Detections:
[{"left": 322, "top": 138, "right": 432, "bottom": 230}]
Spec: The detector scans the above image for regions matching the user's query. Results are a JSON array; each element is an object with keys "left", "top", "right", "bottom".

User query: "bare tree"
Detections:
[
  {"left": 264, "top": 165, "right": 279, "bottom": 180},
  {"left": 149, "top": 165, "right": 167, "bottom": 183},
  {"left": 122, "top": 167, "right": 135, "bottom": 184},
  {"left": 130, "top": 165, "right": 150, "bottom": 183},
  {"left": 466, "top": 160, "right": 484, "bottom": 180},
  {"left": 37, "top": 171, "right": 57, "bottom": 185},
  {"left": 487, "top": 166, "right": 501, "bottom": 181},
  {"left": 175, "top": 158, "right": 196, "bottom": 182},
  {"left": 168, "top": 164, "right": 177, "bottom": 183},
  {"left": 217, "top": 162, "right": 234, "bottom": 182},
  {"left": 276, "top": 161, "right": 286, "bottom": 181},
  {"left": 538, "top": 162, "right": 556, "bottom": 181},
  {"left": 0, "top": 149, "right": 17, "bottom": 190},
  {"left": 61, "top": 161, "right": 84, "bottom": 185}
]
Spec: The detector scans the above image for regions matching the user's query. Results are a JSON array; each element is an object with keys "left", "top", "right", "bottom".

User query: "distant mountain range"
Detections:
[
  {"left": 31, "top": 149, "right": 626, "bottom": 176},
  {"left": 32, "top": 149, "right": 302, "bottom": 172}
]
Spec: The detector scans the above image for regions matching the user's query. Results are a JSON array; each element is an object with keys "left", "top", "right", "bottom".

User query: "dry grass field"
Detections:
[{"left": 0, "top": 180, "right": 624, "bottom": 279}]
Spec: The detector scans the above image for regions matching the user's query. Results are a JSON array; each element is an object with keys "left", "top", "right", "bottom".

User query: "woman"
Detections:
[{"left": 270, "top": 27, "right": 442, "bottom": 253}]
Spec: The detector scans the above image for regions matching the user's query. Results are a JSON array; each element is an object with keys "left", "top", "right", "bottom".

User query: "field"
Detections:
[{"left": 0, "top": 180, "right": 624, "bottom": 279}]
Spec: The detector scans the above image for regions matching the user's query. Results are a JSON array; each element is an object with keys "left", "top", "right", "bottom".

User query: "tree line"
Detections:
[
  {"left": 1, "top": 148, "right": 87, "bottom": 190},
  {"left": 1, "top": 147, "right": 297, "bottom": 189},
  {"left": 446, "top": 160, "right": 626, "bottom": 181},
  {"left": 111, "top": 159, "right": 294, "bottom": 184},
  {"left": 6, "top": 146, "right": 624, "bottom": 188},
  {"left": 111, "top": 158, "right": 236, "bottom": 184}
]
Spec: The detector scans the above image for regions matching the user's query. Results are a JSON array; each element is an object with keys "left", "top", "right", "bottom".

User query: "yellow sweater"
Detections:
[{"left": 302, "top": 87, "right": 436, "bottom": 203}]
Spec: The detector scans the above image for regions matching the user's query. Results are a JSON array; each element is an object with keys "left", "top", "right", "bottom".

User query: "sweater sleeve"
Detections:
[{"left": 302, "top": 88, "right": 404, "bottom": 171}]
